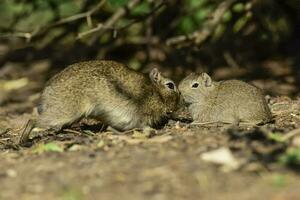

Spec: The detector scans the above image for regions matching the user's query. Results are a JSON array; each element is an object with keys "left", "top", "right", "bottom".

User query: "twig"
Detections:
[
  {"left": 52, "top": 0, "right": 106, "bottom": 27},
  {"left": 0, "top": 0, "right": 106, "bottom": 42},
  {"left": 119, "top": 1, "right": 165, "bottom": 31},
  {"left": 77, "top": 23, "right": 106, "bottom": 39},
  {"left": 282, "top": 127, "right": 300, "bottom": 141},
  {"left": 0, "top": 32, "right": 33, "bottom": 42},
  {"left": 191, "top": 121, "right": 232, "bottom": 127},
  {"left": 223, "top": 51, "right": 240, "bottom": 70},
  {"left": 1, "top": 0, "right": 163, "bottom": 46},
  {"left": 0, "top": 128, "right": 10, "bottom": 136},
  {"left": 166, "top": 0, "right": 236, "bottom": 48},
  {"left": 63, "top": 129, "right": 83, "bottom": 135},
  {"left": 86, "top": 0, "right": 143, "bottom": 43}
]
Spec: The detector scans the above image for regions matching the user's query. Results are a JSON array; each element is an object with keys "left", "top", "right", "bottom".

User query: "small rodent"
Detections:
[
  {"left": 21, "top": 60, "right": 180, "bottom": 140},
  {"left": 178, "top": 73, "right": 272, "bottom": 125}
]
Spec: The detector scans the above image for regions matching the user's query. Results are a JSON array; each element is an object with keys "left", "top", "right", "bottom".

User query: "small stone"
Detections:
[
  {"left": 201, "top": 147, "right": 240, "bottom": 171},
  {"left": 6, "top": 169, "right": 17, "bottom": 178}
]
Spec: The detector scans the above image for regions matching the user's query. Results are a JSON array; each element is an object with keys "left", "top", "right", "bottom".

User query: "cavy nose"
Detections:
[{"left": 178, "top": 94, "right": 185, "bottom": 106}]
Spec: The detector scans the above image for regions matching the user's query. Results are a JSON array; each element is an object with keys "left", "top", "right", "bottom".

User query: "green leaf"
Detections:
[
  {"left": 188, "top": 0, "right": 207, "bottom": 9},
  {"left": 233, "top": 15, "right": 249, "bottom": 33},
  {"left": 59, "top": 1, "right": 81, "bottom": 17},
  {"left": 276, "top": 18, "right": 291, "bottom": 37},
  {"left": 108, "top": 0, "right": 129, "bottom": 8},
  {"left": 179, "top": 16, "right": 196, "bottom": 34},
  {"left": 0, "top": 1, "right": 33, "bottom": 28},
  {"left": 212, "top": 24, "right": 226, "bottom": 40},
  {"left": 271, "top": 174, "right": 287, "bottom": 188},
  {"left": 260, "top": 33, "right": 269, "bottom": 41},
  {"left": 132, "top": 2, "right": 150, "bottom": 15},
  {"left": 33, "top": 142, "right": 64, "bottom": 154},
  {"left": 193, "top": 7, "right": 212, "bottom": 24},
  {"left": 232, "top": 3, "right": 245, "bottom": 13},
  {"left": 279, "top": 148, "right": 300, "bottom": 166},
  {"left": 35, "top": 0, "right": 51, "bottom": 9},
  {"left": 15, "top": 10, "right": 54, "bottom": 31},
  {"left": 267, "top": 132, "right": 285, "bottom": 143},
  {"left": 62, "top": 188, "right": 84, "bottom": 200},
  {"left": 222, "top": 11, "right": 232, "bottom": 23}
]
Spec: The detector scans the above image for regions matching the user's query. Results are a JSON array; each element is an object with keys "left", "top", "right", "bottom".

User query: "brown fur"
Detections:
[
  {"left": 178, "top": 73, "right": 272, "bottom": 125},
  {"left": 36, "top": 60, "right": 180, "bottom": 131}
]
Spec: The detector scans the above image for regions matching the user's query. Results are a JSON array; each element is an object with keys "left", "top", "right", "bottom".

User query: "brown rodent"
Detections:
[
  {"left": 178, "top": 73, "right": 272, "bottom": 125},
  {"left": 22, "top": 60, "right": 180, "bottom": 138}
]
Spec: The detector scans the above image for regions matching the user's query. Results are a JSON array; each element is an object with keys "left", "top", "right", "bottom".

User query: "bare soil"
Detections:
[{"left": 1, "top": 62, "right": 300, "bottom": 200}]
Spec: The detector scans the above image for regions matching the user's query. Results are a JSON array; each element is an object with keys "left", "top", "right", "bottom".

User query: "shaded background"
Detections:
[{"left": 0, "top": 0, "right": 300, "bottom": 106}]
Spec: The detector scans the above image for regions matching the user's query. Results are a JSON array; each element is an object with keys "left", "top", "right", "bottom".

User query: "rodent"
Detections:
[
  {"left": 21, "top": 60, "right": 180, "bottom": 140},
  {"left": 178, "top": 72, "right": 272, "bottom": 125}
]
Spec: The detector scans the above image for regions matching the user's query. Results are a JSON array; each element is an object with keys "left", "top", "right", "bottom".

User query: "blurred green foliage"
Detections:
[
  {"left": 62, "top": 188, "right": 84, "bottom": 200},
  {"left": 279, "top": 147, "right": 300, "bottom": 167},
  {"left": 0, "top": 0, "right": 294, "bottom": 41},
  {"left": 108, "top": 0, "right": 129, "bottom": 8},
  {"left": 0, "top": 0, "right": 298, "bottom": 67},
  {"left": 178, "top": 0, "right": 212, "bottom": 34},
  {"left": 0, "top": 0, "right": 82, "bottom": 31}
]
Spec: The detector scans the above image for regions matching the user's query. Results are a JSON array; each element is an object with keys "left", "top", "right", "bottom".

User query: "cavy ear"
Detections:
[
  {"left": 149, "top": 68, "right": 161, "bottom": 83},
  {"left": 201, "top": 73, "right": 212, "bottom": 87}
]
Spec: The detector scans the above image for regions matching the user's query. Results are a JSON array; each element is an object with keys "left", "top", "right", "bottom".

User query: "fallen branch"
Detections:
[{"left": 166, "top": 0, "right": 236, "bottom": 48}]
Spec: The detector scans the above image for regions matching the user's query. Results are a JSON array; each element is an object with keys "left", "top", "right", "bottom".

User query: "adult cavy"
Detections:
[
  {"left": 21, "top": 60, "right": 180, "bottom": 141},
  {"left": 178, "top": 73, "right": 272, "bottom": 125}
]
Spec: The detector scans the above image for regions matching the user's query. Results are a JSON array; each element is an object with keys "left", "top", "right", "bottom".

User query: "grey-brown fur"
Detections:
[
  {"left": 178, "top": 73, "right": 272, "bottom": 124},
  {"left": 35, "top": 60, "right": 180, "bottom": 131}
]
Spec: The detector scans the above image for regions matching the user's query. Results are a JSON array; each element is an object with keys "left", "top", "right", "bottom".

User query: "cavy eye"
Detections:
[
  {"left": 192, "top": 83, "right": 199, "bottom": 88},
  {"left": 166, "top": 82, "right": 175, "bottom": 90}
]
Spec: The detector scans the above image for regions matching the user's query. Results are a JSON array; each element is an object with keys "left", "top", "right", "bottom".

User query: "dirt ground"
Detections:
[{"left": 1, "top": 62, "right": 300, "bottom": 200}]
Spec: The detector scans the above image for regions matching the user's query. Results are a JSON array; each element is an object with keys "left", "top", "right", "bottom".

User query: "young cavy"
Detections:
[{"left": 178, "top": 73, "right": 272, "bottom": 125}]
